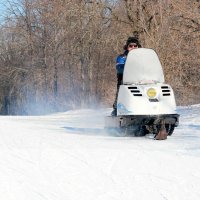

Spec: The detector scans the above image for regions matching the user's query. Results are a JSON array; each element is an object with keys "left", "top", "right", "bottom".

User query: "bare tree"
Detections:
[{"left": 0, "top": 0, "right": 199, "bottom": 115}]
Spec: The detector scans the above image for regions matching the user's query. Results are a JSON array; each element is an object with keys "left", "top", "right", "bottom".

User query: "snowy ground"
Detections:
[{"left": 0, "top": 105, "right": 200, "bottom": 200}]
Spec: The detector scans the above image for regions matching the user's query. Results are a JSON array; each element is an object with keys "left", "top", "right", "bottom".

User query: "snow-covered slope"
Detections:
[{"left": 0, "top": 105, "right": 200, "bottom": 200}]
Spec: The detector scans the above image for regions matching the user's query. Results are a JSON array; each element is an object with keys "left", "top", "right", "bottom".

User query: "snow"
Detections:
[{"left": 0, "top": 105, "right": 200, "bottom": 200}]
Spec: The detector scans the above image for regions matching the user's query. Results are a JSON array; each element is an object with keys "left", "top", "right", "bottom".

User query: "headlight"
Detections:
[{"left": 147, "top": 88, "right": 157, "bottom": 98}]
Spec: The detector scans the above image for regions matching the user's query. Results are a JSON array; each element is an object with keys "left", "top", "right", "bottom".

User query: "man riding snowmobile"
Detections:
[{"left": 112, "top": 37, "right": 142, "bottom": 116}]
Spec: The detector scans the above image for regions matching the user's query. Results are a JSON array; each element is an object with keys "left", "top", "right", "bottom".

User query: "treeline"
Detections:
[{"left": 0, "top": 0, "right": 199, "bottom": 115}]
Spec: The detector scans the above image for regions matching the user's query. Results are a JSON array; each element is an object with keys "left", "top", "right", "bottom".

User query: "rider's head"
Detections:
[{"left": 124, "top": 37, "right": 141, "bottom": 51}]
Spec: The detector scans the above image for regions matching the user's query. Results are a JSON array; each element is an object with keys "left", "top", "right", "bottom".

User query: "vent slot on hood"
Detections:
[
  {"left": 128, "top": 86, "right": 142, "bottom": 96},
  {"left": 128, "top": 87, "right": 137, "bottom": 89},
  {"left": 161, "top": 86, "right": 171, "bottom": 96}
]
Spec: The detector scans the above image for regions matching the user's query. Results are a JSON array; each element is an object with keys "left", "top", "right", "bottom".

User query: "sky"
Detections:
[
  {"left": 0, "top": 105, "right": 200, "bottom": 200},
  {"left": 0, "top": 0, "right": 8, "bottom": 21}
]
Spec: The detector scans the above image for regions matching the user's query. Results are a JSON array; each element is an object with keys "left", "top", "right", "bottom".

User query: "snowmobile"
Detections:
[{"left": 105, "top": 48, "right": 179, "bottom": 140}]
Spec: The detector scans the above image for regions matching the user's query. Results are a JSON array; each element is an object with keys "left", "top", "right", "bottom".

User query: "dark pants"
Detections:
[{"left": 113, "top": 74, "right": 123, "bottom": 109}]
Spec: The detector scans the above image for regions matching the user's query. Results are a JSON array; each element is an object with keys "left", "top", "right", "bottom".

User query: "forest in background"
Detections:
[{"left": 0, "top": 0, "right": 199, "bottom": 115}]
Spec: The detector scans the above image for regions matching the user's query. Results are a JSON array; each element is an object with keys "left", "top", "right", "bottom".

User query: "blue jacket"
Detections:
[{"left": 116, "top": 51, "right": 128, "bottom": 74}]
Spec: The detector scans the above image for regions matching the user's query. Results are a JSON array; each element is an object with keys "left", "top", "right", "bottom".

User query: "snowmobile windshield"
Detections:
[{"left": 123, "top": 48, "right": 165, "bottom": 84}]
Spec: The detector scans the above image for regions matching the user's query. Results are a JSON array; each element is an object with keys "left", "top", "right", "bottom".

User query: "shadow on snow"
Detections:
[{"left": 62, "top": 126, "right": 115, "bottom": 137}]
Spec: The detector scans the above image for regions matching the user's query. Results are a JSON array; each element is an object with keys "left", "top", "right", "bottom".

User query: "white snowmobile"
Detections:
[{"left": 105, "top": 48, "right": 179, "bottom": 140}]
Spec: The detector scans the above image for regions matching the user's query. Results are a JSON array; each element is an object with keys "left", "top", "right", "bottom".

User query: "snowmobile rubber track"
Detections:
[
  {"left": 105, "top": 114, "right": 179, "bottom": 139},
  {"left": 105, "top": 114, "right": 179, "bottom": 128}
]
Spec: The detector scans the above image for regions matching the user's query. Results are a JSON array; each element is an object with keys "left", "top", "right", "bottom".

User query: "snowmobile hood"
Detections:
[{"left": 123, "top": 48, "right": 165, "bottom": 84}]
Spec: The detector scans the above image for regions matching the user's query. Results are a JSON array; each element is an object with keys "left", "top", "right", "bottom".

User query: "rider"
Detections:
[{"left": 111, "top": 37, "right": 142, "bottom": 116}]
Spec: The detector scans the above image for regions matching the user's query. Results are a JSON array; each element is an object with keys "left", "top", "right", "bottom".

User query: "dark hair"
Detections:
[{"left": 124, "top": 37, "right": 142, "bottom": 50}]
